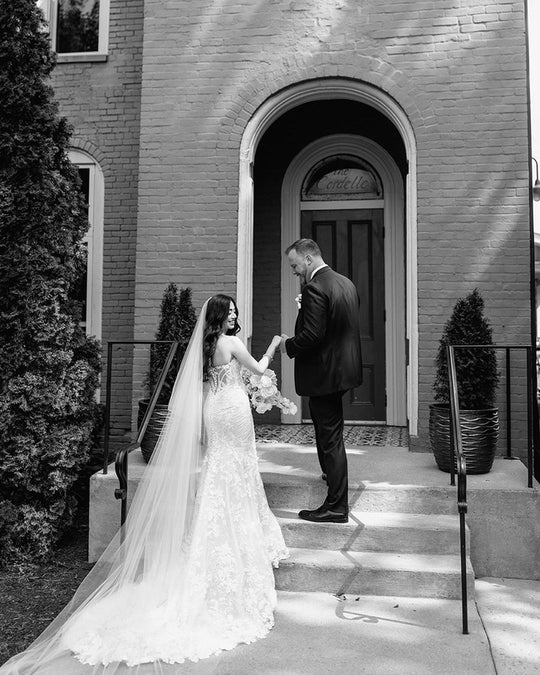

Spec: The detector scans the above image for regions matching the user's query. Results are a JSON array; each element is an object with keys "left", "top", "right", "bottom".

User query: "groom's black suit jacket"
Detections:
[{"left": 285, "top": 266, "right": 363, "bottom": 398}]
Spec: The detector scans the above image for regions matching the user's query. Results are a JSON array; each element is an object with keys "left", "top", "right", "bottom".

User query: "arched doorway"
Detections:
[
  {"left": 281, "top": 135, "right": 406, "bottom": 425},
  {"left": 237, "top": 79, "right": 418, "bottom": 434}
]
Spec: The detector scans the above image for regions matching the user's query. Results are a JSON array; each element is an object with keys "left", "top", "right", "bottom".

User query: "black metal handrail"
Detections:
[
  {"left": 446, "top": 345, "right": 469, "bottom": 635},
  {"left": 448, "top": 344, "right": 538, "bottom": 488},
  {"left": 446, "top": 342, "right": 540, "bottom": 635},
  {"left": 102, "top": 340, "right": 180, "bottom": 474},
  {"left": 102, "top": 340, "right": 180, "bottom": 529}
]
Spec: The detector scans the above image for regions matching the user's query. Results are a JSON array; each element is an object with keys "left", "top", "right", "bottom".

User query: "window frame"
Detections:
[
  {"left": 69, "top": 149, "right": 104, "bottom": 342},
  {"left": 38, "top": 0, "right": 110, "bottom": 62}
]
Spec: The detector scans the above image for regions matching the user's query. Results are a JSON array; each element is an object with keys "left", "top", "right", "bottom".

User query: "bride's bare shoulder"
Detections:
[
  {"left": 217, "top": 336, "right": 247, "bottom": 361},
  {"left": 212, "top": 335, "right": 238, "bottom": 364},
  {"left": 216, "top": 334, "right": 240, "bottom": 348},
  {"left": 217, "top": 335, "right": 242, "bottom": 347}
]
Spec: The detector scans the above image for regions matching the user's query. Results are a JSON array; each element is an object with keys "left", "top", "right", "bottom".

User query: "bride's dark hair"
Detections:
[{"left": 203, "top": 294, "right": 240, "bottom": 380}]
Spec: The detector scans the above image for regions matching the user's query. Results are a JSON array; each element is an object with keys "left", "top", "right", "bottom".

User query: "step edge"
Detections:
[{"left": 281, "top": 547, "right": 475, "bottom": 573}]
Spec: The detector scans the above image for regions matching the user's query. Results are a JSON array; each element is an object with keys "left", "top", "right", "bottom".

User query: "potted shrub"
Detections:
[
  {"left": 138, "top": 284, "right": 196, "bottom": 462},
  {"left": 429, "top": 289, "right": 500, "bottom": 474}
]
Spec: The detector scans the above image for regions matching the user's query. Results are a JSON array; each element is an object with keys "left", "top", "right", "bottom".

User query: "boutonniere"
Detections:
[{"left": 295, "top": 294, "right": 302, "bottom": 310}]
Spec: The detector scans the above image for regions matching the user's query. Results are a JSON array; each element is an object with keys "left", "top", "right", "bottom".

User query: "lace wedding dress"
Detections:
[
  {"left": 0, "top": 301, "right": 288, "bottom": 674},
  {"left": 59, "top": 358, "right": 288, "bottom": 666}
]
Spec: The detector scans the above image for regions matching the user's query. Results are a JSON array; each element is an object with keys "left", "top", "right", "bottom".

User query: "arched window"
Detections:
[
  {"left": 69, "top": 149, "right": 104, "bottom": 340},
  {"left": 301, "top": 154, "right": 383, "bottom": 201}
]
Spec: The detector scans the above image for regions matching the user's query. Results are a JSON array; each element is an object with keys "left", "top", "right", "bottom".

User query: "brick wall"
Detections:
[
  {"left": 52, "top": 0, "right": 531, "bottom": 456},
  {"left": 50, "top": 0, "right": 144, "bottom": 451},
  {"left": 133, "top": 0, "right": 530, "bottom": 452}
]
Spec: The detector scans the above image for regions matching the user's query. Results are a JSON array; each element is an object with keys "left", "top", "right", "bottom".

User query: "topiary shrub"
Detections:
[
  {"left": 146, "top": 284, "right": 197, "bottom": 405},
  {"left": 433, "top": 288, "right": 499, "bottom": 409},
  {"left": 0, "top": 0, "right": 101, "bottom": 563}
]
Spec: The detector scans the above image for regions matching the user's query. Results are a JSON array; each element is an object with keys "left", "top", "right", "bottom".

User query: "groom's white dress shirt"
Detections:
[{"left": 309, "top": 264, "right": 328, "bottom": 281}]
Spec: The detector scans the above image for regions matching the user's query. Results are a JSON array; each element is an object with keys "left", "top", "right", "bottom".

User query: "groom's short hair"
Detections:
[{"left": 285, "top": 238, "right": 321, "bottom": 257}]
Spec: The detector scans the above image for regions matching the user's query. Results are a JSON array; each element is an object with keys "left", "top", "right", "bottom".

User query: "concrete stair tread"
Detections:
[
  {"left": 282, "top": 547, "right": 474, "bottom": 574},
  {"left": 274, "top": 508, "right": 463, "bottom": 531},
  {"left": 273, "top": 508, "right": 468, "bottom": 555},
  {"left": 276, "top": 547, "right": 475, "bottom": 598}
]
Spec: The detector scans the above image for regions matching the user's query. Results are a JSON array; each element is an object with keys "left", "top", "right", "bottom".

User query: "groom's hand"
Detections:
[{"left": 280, "top": 334, "right": 289, "bottom": 353}]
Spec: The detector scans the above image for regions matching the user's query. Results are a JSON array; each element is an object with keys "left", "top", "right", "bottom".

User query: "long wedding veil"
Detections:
[{"left": 1, "top": 300, "right": 210, "bottom": 675}]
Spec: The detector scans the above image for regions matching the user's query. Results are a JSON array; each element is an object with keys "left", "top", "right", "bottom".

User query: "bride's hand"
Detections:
[{"left": 270, "top": 335, "right": 282, "bottom": 352}]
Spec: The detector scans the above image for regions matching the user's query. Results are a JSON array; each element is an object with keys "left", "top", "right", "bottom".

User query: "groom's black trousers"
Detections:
[{"left": 308, "top": 391, "right": 348, "bottom": 515}]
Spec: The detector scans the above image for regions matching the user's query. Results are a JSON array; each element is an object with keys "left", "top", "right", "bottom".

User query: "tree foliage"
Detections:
[
  {"left": 146, "top": 285, "right": 197, "bottom": 405},
  {"left": 0, "top": 0, "right": 101, "bottom": 563},
  {"left": 434, "top": 289, "right": 499, "bottom": 409}
]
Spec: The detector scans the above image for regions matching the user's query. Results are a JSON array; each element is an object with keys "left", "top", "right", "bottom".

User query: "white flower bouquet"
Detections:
[{"left": 242, "top": 368, "right": 297, "bottom": 415}]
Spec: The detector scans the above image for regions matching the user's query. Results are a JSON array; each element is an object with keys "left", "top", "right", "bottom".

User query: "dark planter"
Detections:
[
  {"left": 429, "top": 402, "right": 499, "bottom": 474},
  {"left": 137, "top": 399, "right": 171, "bottom": 463}
]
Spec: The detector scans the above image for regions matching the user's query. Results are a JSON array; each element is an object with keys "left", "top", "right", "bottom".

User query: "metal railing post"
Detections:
[
  {"left": 505, "top": 347, "right": 512, "bottom": 459},
  {"left": 102, "top": 341, "right": 114, "bottom": 474},
  {"left": 447, "top": 345, "right": 469, "bottom": 635},
  {"left": 527, "top": 347, "right": 534, "bottom": 488},
  {"left": 459, "top": 509, "right": 469, "bottom": 634},
  {"left": 532, "top": 347, "right": 540, "bottom": 481},
  {"left": 449, "top": 393, "right": 455, "bottom": 487}
]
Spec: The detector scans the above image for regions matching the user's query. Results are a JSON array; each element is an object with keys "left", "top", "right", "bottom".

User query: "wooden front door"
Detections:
[{"left": 301, "top": 209, "right": 386, "bottom": 421}]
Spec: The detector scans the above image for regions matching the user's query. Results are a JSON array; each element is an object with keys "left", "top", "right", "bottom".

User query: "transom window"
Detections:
[{"left": 302, "top": 155, "right": 383, "bottom": 201}]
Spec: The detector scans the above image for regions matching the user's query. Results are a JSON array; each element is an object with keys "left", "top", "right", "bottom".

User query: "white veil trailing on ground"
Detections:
[{"left": 1, "top": 300, "right": 211, "bottom": 675}]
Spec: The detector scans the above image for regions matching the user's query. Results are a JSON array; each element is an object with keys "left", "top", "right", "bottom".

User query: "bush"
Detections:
[
  {"left": 0, "top": 0, "right": 101, "bottom": 563},
  {"left": 146, "top": 284, "right": 197, "bottom": 404},
  {"left": 433, "top": 289, "right": 499, "bottom": 409}
]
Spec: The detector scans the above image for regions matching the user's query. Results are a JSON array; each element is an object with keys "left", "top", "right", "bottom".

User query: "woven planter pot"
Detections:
[
  {"left": 429, "top": 402, "right": 499, "bottom": 474},
  {"left": 137, "top": 399, "right": 171, "bottom": 463}
]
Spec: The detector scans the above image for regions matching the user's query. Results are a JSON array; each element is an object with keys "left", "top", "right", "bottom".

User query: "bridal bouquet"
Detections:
[{"left": 242, "top": 368, "right": 297, "bottom": 415}]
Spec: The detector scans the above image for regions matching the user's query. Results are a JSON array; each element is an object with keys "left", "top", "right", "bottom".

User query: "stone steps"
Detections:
[
  {"left": 275, "top": 547, "right": 475, "bottom": 600},
  {"left": 260, "top": 450, "right": 474, "bottom": 600},
  {"left": 275, "top": 508, "right": 468, "bottom": 555},
  {"left": 90, "top": 445, "right": 538, "bottom": 580}
]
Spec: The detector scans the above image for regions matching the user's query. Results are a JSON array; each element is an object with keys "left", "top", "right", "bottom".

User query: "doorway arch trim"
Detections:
[{"left": 237, "top": 78, "right": 418, "bottom": 434}]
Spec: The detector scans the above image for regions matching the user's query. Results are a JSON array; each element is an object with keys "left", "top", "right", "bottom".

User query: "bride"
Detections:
[{"left": 1, "top": 295, "right": 289, "bottom": 674}]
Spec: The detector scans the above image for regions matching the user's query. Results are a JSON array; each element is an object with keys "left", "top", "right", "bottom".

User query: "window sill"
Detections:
[{"left": 56, "top": 53, "right": 108, "bottom": 63}]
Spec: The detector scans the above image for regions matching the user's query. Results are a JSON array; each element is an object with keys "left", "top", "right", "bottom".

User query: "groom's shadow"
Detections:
[
  {"left": 333, "top": 596, "right": 420, "bottom": 628},
  {"left": 332, "top": 485, "right": 421, "bottom": 628}
]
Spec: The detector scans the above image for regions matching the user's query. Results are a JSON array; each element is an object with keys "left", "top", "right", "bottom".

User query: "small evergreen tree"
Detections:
[
  {"left": 434, "top": 289, "right": 499, "bottom": 409},
  {"left": 146, "top": 285, "right": 197, "bottom": 404},
  {"left": 0, "top": 0, "right": 101, "bottom": 562}
]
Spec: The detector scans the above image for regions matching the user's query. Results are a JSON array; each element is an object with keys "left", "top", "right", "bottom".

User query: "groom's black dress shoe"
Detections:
[{"left": 298, "top": 507, "right": 348, "bottom": 523}]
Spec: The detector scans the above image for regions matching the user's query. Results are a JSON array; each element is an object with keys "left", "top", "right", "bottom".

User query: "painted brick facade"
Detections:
[
  {"left": 51, "top": 0, "right": 532, "bottom": 457},
  {"left": 51, "top": 0, "right": 144, "bottom": 450}
]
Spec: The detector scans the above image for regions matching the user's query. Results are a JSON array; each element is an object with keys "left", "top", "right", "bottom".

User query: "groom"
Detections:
[{"left": 281, "top": 238, "right": 362, "bottom": 524}]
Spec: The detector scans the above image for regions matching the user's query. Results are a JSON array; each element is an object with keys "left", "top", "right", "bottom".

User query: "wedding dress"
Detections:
[{"left": 1, "top": 301, "right": 288, "bottom": 674}]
